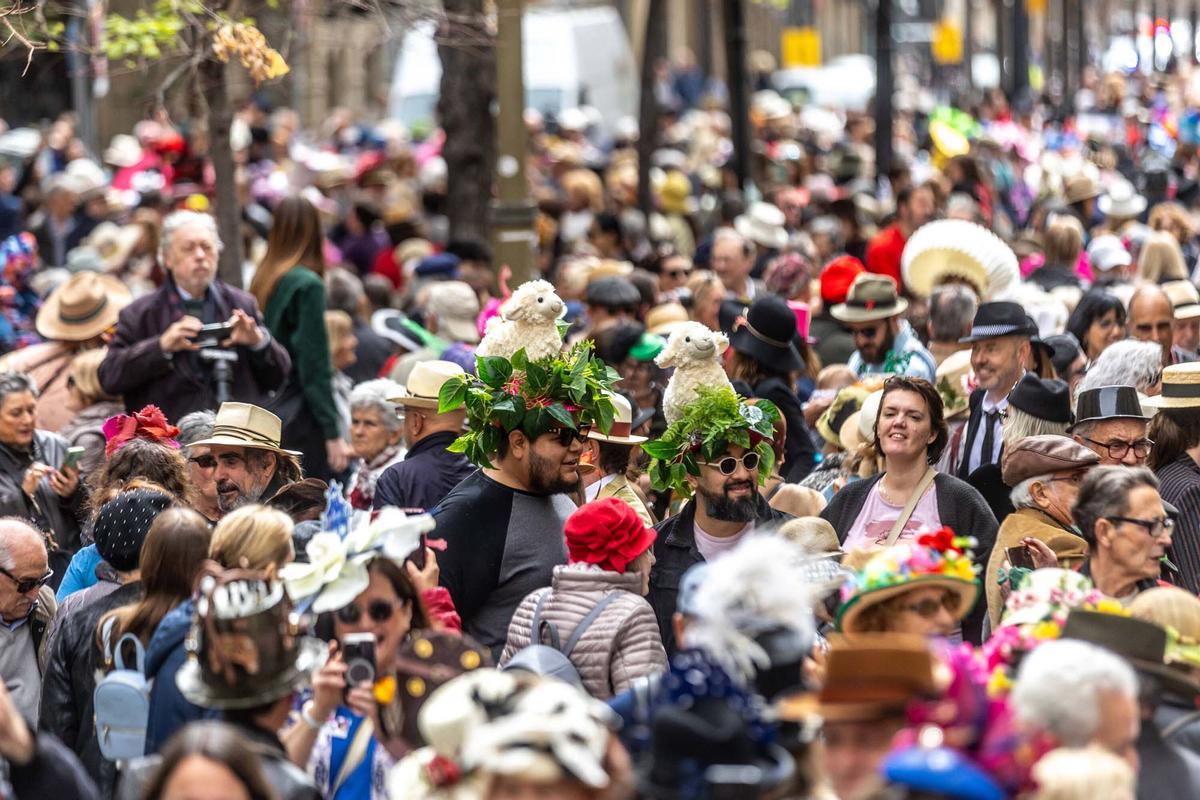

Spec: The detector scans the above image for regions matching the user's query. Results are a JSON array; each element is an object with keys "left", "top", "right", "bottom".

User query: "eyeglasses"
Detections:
[
  {"left": 188, "top": 455, "right": 217, "bottom": 470},
  {"left": 897, "top": 593, "right": 958, "bottom": 618},
  {"left": 546, "top": 424, "right": 593, "bottom": 446},
  {"left": 336, "top": 600, "right": 402, "bottom": 625},
  {"left": 700, "top": 452, "right": 761, "bottom": 475},
  {"left": 1106, "top": 515, "right": 1175, "bottom": 537},
  {"left": 1079, "top": 436, "right": 1154, "bottom": 460},
  {"left": 0, "top": 566, "right": 54, "bottom": 595},
  {"left": 1047, "top": 473, "right": 1084, "bottom": 486},
  {"left": 666, "top": 269, "right": 692, "bottom": 279},
  {"left": 850, "top": 324, "right": 883, "bottom": 340}
]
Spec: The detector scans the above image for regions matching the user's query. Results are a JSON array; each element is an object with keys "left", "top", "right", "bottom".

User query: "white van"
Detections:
[{"left": 388, "top": 5, "right": 638, "bottom": 135}]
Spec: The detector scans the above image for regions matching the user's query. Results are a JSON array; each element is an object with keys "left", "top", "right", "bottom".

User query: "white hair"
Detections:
[
  {"left": 1078, "top": 339, "right": 1163, "bottom": 395},
  {"left": 1009, "top": 473, "right": 1056, "bottom": 510},
  {"left": 713, "top": 226, "right": 752, "bottom": 256},
  {"left": 159, "top": 210, "right": 223, "bottom": 264},
  {"left": 1012, "top": 639, "right": 1138, "bottom": 747},
  {"left": 0, "top": 519, "right": 46, "bottom": 571},
  {"left": 349, "top": 379, "right": 405, "bottom": 432},
  {"left": 1003, "top": 406, "right": 1070, "bottom": 444}
]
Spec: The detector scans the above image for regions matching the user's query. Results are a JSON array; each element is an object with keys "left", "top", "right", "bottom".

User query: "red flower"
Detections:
[
  {"left": 425, "top": 754, "right": 462, "bottom": 787},
  {"left": 502, "top": 374, "right": 523, "bottom": 396},
  {"left": 917, "top": 526, "right": 957, "bottom": 553},
  {"left": 102, "top": 404, "right": 181, "bottom": 457}
]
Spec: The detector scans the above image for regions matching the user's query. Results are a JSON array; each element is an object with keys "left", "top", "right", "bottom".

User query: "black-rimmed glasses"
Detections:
[
  {"left": 1079, "top": 436, "right": 1154, "bottom": 460},
  {"left": 0, "top": 566, "right": 53, "bottom": 594},
  {"left": 1106, "top": 515, "right": 1175, "bottom": 537},
  {"left": 545, "top": 424, "right": 593, "bottom": 447}
]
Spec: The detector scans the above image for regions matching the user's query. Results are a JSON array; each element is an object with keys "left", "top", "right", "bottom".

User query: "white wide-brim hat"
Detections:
[
  {"left": 902, "top": 219, "right": 1019, "bottom": 300},
  {"left": 391, "top": 360, "right": 467, "bottom": 410},
  {"left": 735, "top": 201, "right": 789, "bottom": 250}
]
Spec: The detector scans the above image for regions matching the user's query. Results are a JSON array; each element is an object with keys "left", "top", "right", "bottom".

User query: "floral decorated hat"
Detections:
[
  {"left": 836, "top": 528, "right": 980, "bottom": 634},
  {"left": 437, "top": 342, "right": 619, "bottom": 468},
  {"left": 641, "top": 385, "right": 780, "bottom": 498}
]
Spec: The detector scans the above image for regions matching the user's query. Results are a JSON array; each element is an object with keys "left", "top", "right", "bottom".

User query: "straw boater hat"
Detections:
[
  {"left": 934, "top": 348, "right": 973, "bottom": 420},
  {"left": 190, "top": 402, "right": 301, "bottom": 456},
  {"left": 830, "top": 273, "right": 909, "bottom": 323},
  {"left": 390, "top": 360, "right": 467, "bottom": 411},
  {"left": 1147, "top": 362, "right": 1200, "bottom": 410},
  {"left": 587, "top": 393, "right": 647, "bottom": 445},
  {"left": 36, "top": 270, "right": 132, "bottom": 342},
  {"left": 646, "top": 302, "right": 690, "bottom": 337},
  {"left": 1163, "top": 280, "right": 1200, "bottom": 321},
  {"left": 901, "top": 219, "right": 1020, "bottom": 300}
]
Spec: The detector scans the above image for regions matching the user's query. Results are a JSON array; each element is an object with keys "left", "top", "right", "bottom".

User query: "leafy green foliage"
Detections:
[
  {"left": 645, "top": 386, "right": 780, "bottom": 498},
  {"left": 438, "top": 342, "right": 618, "bottom": 468}
]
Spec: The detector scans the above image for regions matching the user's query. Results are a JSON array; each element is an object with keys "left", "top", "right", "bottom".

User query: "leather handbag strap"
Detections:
[{"left": 883, "top": 467, "right": 936, "bottom": 547}]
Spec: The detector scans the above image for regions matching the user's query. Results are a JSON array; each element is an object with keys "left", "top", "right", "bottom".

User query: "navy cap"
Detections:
[{"left": 414, "top": 252, "right": 461, "bottom": 278}]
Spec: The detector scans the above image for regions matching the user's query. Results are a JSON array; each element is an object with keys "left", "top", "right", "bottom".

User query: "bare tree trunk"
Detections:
[
  {"left": 438, "top": 0, "right": 496, "bottom": 244},
  {"left": 199, "top": 55, "right": 244, "bottom": 289},
  {"left": 637, "top": 0, "right": 666, "bottom": 216}
]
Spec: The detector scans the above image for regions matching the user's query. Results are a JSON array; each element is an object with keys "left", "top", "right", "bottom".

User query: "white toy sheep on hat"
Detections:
[
  {"left": 655, "top": 321, "right": 733, "bottom": 424},
  {"left": 475, "top": 279, "right": 566, "bottom": 362}
]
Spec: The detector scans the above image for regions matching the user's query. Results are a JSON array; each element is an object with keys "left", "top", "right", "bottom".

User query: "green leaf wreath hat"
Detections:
[
  {"left": 642, "top": 385, "right": 780, "bottom": 497},
  {"left": 436, "top": 341, "right": 620, "bottom": 468}
]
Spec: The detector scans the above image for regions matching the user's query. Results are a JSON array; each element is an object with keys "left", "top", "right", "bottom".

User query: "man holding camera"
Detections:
[{"left": 99, "top": 210, "right": 291, "bottom": 422}]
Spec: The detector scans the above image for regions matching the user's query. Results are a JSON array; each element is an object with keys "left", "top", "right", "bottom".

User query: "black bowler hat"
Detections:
[
  {"left": 959, "top": 301, "right": 1039, "bottom": 343},
  {"left": 585, "top": 276, "right": 641, "bottom": 310},
  {"left": 1071, "top": 385, "right": 1149, "bottom": 430},
  {"left": 1007, "top": 374, "right": 1072, "bottom": 423},
  {"left": 730, "top": 295, "right": 805, "bottom": 374}
]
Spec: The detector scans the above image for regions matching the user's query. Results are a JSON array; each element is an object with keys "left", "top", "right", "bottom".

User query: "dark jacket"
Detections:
[
  {"left": 648, "top": 493, "right": 791, "bottom": 655},
  {"left": 38, "top": 580, "right": 143, "bottom": 794},
  {"left": 98, "top": 275, "right": 291, "bottom": 422},
  {"left": 1137, "top": 716, "right": 1200, "bottom": 800},
  {"left": 1028, "top": 262, "right": 1082, "bottom": 291},
  {"left": 810, "top": 312, "right": 856, "bottom": 368},
  {"left": 7, "top": 730, "right": 100, "bottom": 800},
  {"left": 142, "top": 599, "right": 208, "bottom": 755},
  {"left": 373, "top": 431, "right": 475, "bottom": 512},
  {"left": 262, "top": 268, "right": 339, "bottom": 480},
  {"left": 736, "top": 375, "right": 816, "bottom": 482},
  {"left": 0, "top": 431, "right": 86, "bottom": 554},
  {"left": 117, "top": 720, "right": 321, "bottom": 800},
  {"left": 820, "top": 472, "right": 998, "bottom": 643}
]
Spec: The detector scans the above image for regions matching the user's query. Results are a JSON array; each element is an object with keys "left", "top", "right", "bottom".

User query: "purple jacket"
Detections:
[{"left": 98, "top": 277, "right": 291, "bottom": 422}]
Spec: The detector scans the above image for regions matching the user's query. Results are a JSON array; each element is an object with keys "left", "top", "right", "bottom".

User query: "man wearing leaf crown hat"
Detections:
[
  {"left": 433, "top": 342, "right": 619, "bottom": 658},
  {"left": 643, "top": 386, "right": 791, "bottom": 654}
]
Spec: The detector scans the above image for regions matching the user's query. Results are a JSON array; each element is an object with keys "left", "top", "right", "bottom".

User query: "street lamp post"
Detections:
[
  {"left": 492, "top": 0, "right": 536, "bottom": 286},
  {"left": 875, "top": 0, "right": 894, "bottom": 181},
  {"left": 724, "top": 0, "right": 751, "bottom": 193}
]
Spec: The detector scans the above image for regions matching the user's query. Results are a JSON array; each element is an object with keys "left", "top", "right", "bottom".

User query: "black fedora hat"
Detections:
[
  {"left": 1061, "top": 609, "right": 1200, "bottom": 700},
  {"left": 1007, "top": 374, "right": 1072, "bottom": 423},
  {"left": 730, "top": 295, "right": 805, "bottom": 374},
  {"left": 959, "top": 301, "right": 1039, "bottom": 343},
  {"left": 1071, "top": 385, "right": 1149, "bottom": 430}
]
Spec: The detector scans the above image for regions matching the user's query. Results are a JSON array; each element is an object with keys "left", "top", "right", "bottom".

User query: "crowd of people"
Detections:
[{"left": 9, "top": 57, "right": 1200, "bottom": 800}]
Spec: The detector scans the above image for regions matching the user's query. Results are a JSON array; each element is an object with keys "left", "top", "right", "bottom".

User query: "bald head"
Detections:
[
  {"left": 0, "top": 519, "right": 48, "bottom": 623},
  {"left": 1127, "top": 285, "right": 1174, "bottom": 366}
]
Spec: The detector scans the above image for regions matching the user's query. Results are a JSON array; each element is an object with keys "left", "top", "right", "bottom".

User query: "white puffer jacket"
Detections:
[{"left": 500, "top": 564, "right": 668, "bottom": 700}]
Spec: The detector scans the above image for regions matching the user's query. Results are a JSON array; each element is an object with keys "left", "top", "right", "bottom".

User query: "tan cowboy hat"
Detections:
[
  {"left": 36, "top": 271, "right": 132, "bottom": 341},
  {"left": 646, "top": 302, "right": 690, "bottom": 337},
  {"left": 587, "top": 393, "right": 647, "bottom": 445},
  {"left": 391, "top": 360, "right": 466, "bottom": 410},
  {"left": 189, "top": 402, "right": 302, "bottom": 456},
  {"left": 830, "top": 273, "right": 908, "bottom": 323}
]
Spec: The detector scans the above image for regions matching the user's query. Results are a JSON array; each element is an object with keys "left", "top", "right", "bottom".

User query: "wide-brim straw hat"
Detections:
[
  {"left": 587, "top": 392, "right": 647, "bottom": 445},
  {"left": 35, "top": 271, "right": 131, "bottom": 341},
  {"left": 189, "top": 402, "right": 301, "bottom": 456},
  {"left": 646, "top": 302, "right": 690, "bottom": 337},
  {"left": 391, "top": 360, "right": 467, "bottom": 410},
  {"left": 1146, "top": 363, "right": 1200, "bottom": 410},
  {"left": 1163, "top": 280, "right": 1200, "bottom": 321},
  {"left": 84, "top": 221, "right": 143, "bottom": 272},
  {"left": 837, "top": 574, "right": 978, "bottom": 635},
  {"left": 901, "top": 219, "right": 1019, "bottom": 300},
  {"left": 935, "top": 348, "right": 973, "bottom": 420}
]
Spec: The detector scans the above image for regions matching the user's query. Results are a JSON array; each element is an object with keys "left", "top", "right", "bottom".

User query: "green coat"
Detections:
[{"left": 263, "top": 267, "right": 340, "bottom": 441}]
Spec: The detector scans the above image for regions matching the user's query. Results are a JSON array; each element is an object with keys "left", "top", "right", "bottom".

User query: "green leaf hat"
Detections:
[
  {"left": 437, "top": 342, "right": 620, "bottom": 468},
  {"left": 642, "top": 385, "right": 780, "bottom": 498}
]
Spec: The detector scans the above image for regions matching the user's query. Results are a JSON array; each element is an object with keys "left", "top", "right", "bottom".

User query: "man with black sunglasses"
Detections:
[
  {"left": 0, "top": 519, "right": 55, "bottom": 723},
  {"left": 177, "top": 410, "right": 220, "bottom": 523}
]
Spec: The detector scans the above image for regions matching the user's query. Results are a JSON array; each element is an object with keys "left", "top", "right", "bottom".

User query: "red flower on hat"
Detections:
[
  {"left": 917, "top": 526, "right": 957, "bottom": 554},
  {"left": 102, "top": 404, "right": 181, "bottom": 457},
  {"left": 424, "top": 754, "right": 462, "bottom": 787},
  {"left": 564, "top": 497, "right": 656, "bottom": 573}
]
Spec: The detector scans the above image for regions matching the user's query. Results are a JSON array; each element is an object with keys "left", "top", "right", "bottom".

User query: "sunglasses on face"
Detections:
[
  {"left": 851, "top": 324, "right": 883, "bottom": 340},
  {"left": 701, "top": 452, "right": 761, "bottom": 475},
  {"left": 898, "top": 593, "right": 958, "bottom": 618},
  {"left": 336, "top": 599, "right": 401, "bottom": 625},
  {"left": 666, "top": 268, "right": 692, "bottom": 279},
  {"left": 188, "top": 455, "right": 217, "bottom": 470},
  {"left": 545, "top": 424, "right": 593, "bottom": 446},
  {"left": 0, "top": 565, "right": 54, "bottom": 595}
]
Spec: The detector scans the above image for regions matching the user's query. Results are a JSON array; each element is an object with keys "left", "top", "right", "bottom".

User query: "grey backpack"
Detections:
[
  {"left": 504, "top": 590, "right": 619, "bottom": 687},
  {"left": 93, "top": 618, "right": 152, "bottom": 761}
]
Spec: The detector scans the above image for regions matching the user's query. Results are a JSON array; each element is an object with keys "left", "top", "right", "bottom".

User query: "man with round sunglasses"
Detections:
[
  {"left": 643, "top": 388, "right": 789, "bottom": 655},
  {"left": 177, "top": 410, "right": 220, "bottom": 523},
  {"left": 0, "top": 519, "right": 56, "bottom": 723}
]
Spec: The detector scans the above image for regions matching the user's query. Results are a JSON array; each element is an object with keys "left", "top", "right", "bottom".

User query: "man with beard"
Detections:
[
  {"left": 831, "top": 273, "right": 936, "bottom": 382},
  {"left": 645, "top": 389, "right": 790, "bottom": 655},
  {"left": 188, "top": 402, "right": 302, "bottom": 513},
  {"left": 434, "top": 353, "right": 616, "bottom": 658}
]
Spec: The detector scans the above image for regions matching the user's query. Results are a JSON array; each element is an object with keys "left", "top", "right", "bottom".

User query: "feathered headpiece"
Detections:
[{"left": 102, "top": 404, "right": 180, "bottom": 457}]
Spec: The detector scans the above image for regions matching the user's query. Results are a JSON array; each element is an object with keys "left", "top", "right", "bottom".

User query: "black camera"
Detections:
[
  {"left": 342, "top": 632, "right": 377, "bottom": 693},
  {"left": 190, "top": 321, "right": 235, "bottom": 349}
]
